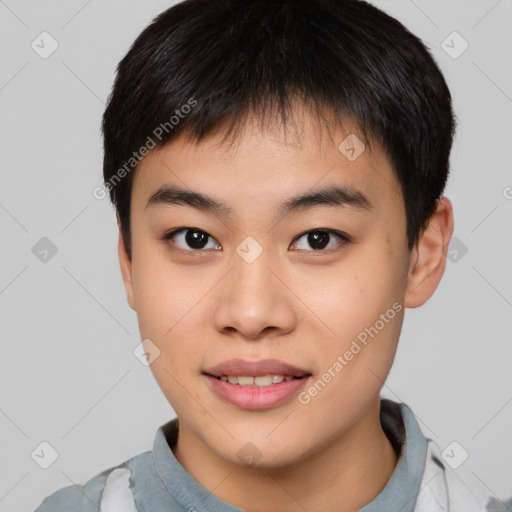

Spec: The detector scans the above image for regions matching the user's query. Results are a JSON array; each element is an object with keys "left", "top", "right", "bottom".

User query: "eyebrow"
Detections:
[{"left": 145, "top": 184, "right": 373, "bottom": 219}]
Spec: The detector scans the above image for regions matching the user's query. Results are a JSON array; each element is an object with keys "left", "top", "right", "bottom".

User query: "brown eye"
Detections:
[
  {"left": 291, "top": 229, "right": 350, "bottom": 252},
  {"left": 163, "top": 228, "right": 221, "bottom": 251}
]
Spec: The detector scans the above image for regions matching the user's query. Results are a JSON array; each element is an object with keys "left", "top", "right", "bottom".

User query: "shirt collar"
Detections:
[
  {"left": 151, "top": 398, "right": 427, "bottom": 511},
  {"left": 152, "top": 419, "right": 242, "bottom": 512},
  {"left": 359, "top": 398, "right": 428, "bottom": 512}
]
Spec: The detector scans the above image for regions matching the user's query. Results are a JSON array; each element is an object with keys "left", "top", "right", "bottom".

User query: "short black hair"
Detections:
[{"left": 102, "top": 0, "right": 456, "bottom": 259}]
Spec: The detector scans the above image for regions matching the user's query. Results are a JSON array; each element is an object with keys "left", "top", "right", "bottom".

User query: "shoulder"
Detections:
[
  {"left": 414, "top": 438, "right": 510, "bottom": 512},
  {"left": 33, "top": 452, "right": 151, "bottom": 512}
]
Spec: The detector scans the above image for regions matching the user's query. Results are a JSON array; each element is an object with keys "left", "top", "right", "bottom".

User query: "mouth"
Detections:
[
  {"left": 203, "top": 359, "right": 312, "bottom": 410},
  {"left": 210, "top": 374, "right": 304, "bottom": 386},
  {"left": 203, "top": 358, "right": 311, "bottom": 378}
]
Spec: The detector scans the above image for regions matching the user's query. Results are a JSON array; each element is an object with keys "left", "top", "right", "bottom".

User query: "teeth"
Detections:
[
  {"left": 254, "top": 375, "right": 273, "bottom": 386},
  {"left": 238, "top": 376, "right": 254, "bottom": 386},
  {"left": 218, "top": 375, "right": 296, "bottom": 386}
]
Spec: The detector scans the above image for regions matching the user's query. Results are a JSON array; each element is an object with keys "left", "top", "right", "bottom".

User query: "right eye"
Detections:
[{"left": 162, "top": 228, "right": 222, "bottom": 251}]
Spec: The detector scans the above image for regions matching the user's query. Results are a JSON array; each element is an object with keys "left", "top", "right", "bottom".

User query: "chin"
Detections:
[{"left": 211, "top": 434, "right": 311, "bottom": 470}]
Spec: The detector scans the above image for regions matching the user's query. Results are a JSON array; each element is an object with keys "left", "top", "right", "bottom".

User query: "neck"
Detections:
[{"left": 172, "top": 398, "right": 398, "bottom": 512}]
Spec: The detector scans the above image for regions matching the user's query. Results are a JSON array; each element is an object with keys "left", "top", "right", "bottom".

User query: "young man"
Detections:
[{"left": 34, "top": 0, "right": 511, "bottom": 511}]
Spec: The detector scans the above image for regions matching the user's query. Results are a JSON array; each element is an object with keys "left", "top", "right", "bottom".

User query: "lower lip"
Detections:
[{"left": 204, "top": 375, "right": 311, "bottom": 410}]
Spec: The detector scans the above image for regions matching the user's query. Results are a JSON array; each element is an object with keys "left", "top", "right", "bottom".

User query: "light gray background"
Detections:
[{"left": 1, "top": 1, "right": 511, "bottom": 510}]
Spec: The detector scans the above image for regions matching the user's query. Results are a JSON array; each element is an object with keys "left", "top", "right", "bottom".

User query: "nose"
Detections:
[{"left": 211, "top": 250, "right": 298, "bottom": 341}]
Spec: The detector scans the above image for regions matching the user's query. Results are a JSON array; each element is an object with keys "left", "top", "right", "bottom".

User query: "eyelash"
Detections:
[{"left": 161, "top": 227, "right": 351, "bottom": 254}]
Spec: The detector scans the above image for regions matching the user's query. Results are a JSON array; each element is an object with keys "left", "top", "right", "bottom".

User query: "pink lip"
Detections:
[
  {"left": 203, "top": 358, "right": 312, "bottom": 410},
  {"left": 204, "top": 375, "right": 311, "bottom": 410},
  {"left": 203, "top": 358, "right": 311, "bottom": 377}
]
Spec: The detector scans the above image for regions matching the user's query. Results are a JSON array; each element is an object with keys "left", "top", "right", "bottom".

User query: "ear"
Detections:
[
  {"left": 117, "top": 221, "right": 136, "bottom": 310},
  {"left": 404, "top": 196, "right": 454, "bottom": 308}
]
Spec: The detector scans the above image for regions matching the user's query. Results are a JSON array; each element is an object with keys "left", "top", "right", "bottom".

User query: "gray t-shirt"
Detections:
[{"left": 33, "top": 398, "right": 493, "bottom": 511}]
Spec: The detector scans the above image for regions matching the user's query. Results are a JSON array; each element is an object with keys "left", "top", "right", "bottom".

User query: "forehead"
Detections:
[{"left": 132, "top": 109, "right": 403, "bottom": 220}]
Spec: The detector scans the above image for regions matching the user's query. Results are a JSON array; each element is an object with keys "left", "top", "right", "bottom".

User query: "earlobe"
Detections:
[
  {"left": 404, "top": 197, "right": 454, "bottom": 309},
  {"left": 117, "top": 224, "right": 136, "bottom": 311}
]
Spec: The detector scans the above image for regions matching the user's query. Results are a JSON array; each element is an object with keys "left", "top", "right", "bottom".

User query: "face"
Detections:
[{"left": 120, "top": 111, "right": 417, "bottom": 468}]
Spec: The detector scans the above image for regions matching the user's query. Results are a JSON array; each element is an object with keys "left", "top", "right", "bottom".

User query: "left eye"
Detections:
[{"left": 290, "top": 229, "right": 349, "bottom": 251}]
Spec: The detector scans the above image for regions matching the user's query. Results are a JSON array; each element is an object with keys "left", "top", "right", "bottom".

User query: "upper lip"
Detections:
[{"left": 203, "top": 358, "right": 311, "bottom": 378}]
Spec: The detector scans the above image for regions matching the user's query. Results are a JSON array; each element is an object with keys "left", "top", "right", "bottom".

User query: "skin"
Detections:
[{"left": 118, "top": 108, "right": 454, "bottom": 512}]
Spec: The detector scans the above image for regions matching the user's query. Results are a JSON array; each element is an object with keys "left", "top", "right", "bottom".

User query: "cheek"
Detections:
[
  {"left": 131, "top": 250, "right": 191, "bottom": 336},
  {"left": 294, "top": 249, "right": 403, "bottom": 337},
  {"left": 131, "top": 262, "right": 203, "bottom": 407},
  {"left": 130, "top": 256, "right": 211, "bottom": 372},
  {"left": 296, "top": 249, "right": 405, "bottom": 392}
]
